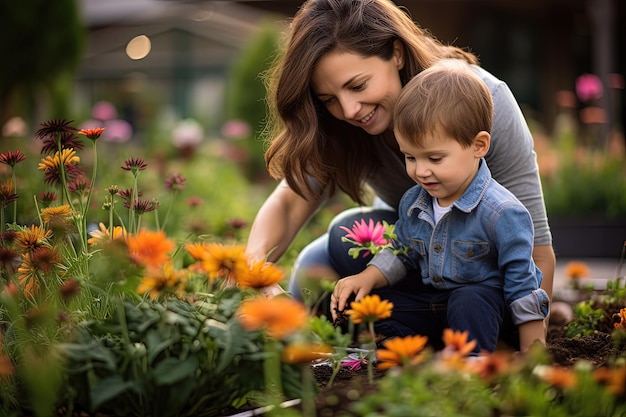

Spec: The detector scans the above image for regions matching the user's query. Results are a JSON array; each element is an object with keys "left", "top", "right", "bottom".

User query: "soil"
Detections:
[{"left": 224, "top": 300, "right": 626, "bottom": 417}]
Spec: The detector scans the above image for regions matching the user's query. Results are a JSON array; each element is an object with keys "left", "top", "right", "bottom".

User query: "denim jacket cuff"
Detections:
[
  {"left": 509, "top": 289, "right": 550, "bottom": 325},
  {"left": 368, "top": 249, "right": 407, "bottom": 286}
]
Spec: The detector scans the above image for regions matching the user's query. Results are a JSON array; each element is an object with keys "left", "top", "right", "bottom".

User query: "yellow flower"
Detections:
[
  {"left": 40, "top": 204, "right": 72, "bottom": 223},
  {"left": 237, "top": 297, "right": 308, "bottom": 340},
  {"left": 127, "top": 229, "right": 174, "bottom": 268},
  {"left": 613, "top": 308, "right": 626, "bottom": 329},
  {"left": 564, "top": 261, "right": 590, "bottom": 280},
  {"left": 347, "top": 294, "right": 393, "bottom": 324},
  {"left": 88, "top": 222, "right": 127, "bottom": 246},
  {"left": 235, "top": 260, "right": 284, "bottom": 289},
  {"left": 281, "top": 342, "right": 334, "bottom": 364},
  {"left": 37, "top": 148, "right": 80, "bottom": 171},
  {"left": 376, "top": 335, "right": 429, "bottom": 370}
]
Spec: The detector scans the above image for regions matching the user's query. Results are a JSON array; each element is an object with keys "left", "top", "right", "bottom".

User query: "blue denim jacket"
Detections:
[{"left": 369, "top": 159, "right": 549, "bottom": 325}]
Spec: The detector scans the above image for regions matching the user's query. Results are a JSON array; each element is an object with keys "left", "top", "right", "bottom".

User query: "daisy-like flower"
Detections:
[
  {"left": 35, "top": 120, "right": 83, "bottom": 155},
  {"left": 117, "top": 188, "right": 143, "bottom": 208},
  {"left": 127, "top": 229, "right": 174, "bottom": 268},
  {"left": 121, "top": 157, "right": 148, "bottom": 175},
  {"left": 346, "top": 294, "right": 393, "bottom": 324},
  {"left": 235, "top": 260, "right": 284, "bottom": 289},
  {"left": 441, "top": 328, "right": 477, "bottom": 358},
  {"left": 340, "top": 218, "right": 388, "bottom": 258},
  {"left": 29, "top": 246, "right": 62, "bottom": 275},
  {"left": 0, "top": 150, "right": 26, "bottom": 167},
  {"left": 534, "top": 365, "right": 578, "bottom": 389},
  {"left": 613, "top": 307, "right": 626, "bottom": 329},
  {"left": 376, "top": 334, "right": 429, "bottom": 370},
  {"left": 0, "top": 246, "right": 19, "bottom": 274},
  {"left": 564, "top": 261, "right": 590, "bottom": 280},
  {"left": 467, "top": 351, "right": 511, "bottom": 381},
  {"left": 67, "top": 176, "right": 91, "bottom": 194},
  {"left": 281, "top": 342, "right": 334, "bottom": 364},
  {"left": 38, "top": 148, "right": 80, "bottom": 172},
  {"left": 17, "top": 254, "right": 40, "bottom": 298},
  {"left": 37, "top": 148, "right": 82, "bottom": 185},
  {"left": 137, "top": 264, "right": 187, "bottom": 300},
  {"left": 37, "top": 191, "right": 58, "bottom": 207},
  {"left": 185, "top": 243, "right": 247, "bottom": 281},
  {"left": 594, "top": 364, "right": 626, "bottom": 396},
  {"left": 77, "top": 127, "right": 106, "bottom": 141},
  {"left": 14, "top": 225, "right": 52, "bottom": 252},
  {"left": 59, "top": 278, "right": 80, "bottom": 303},
  {"left": 237, "top": 297, "right": 308, "bottom": 340},
  {"left": 0, "top": 179, "right": 18, "bottom": 208},
  {"left": 131, "top": 199, "right": 157, "bottom": 214},
  {"left": 40, "top": 204, "right": 73, "bottom": 225},
  {"left": 164, "top": 173, "right": 186, "bottom": 192},
  {"left": 34, "top": 119, "right": 76, "bottom": 139},
  {"left": 88, "top": 222, "right": 127, "bottom": 246}
]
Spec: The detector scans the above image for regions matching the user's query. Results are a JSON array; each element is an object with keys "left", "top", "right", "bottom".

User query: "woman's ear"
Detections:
[
  {"left": 473, "top": 131, "right": 491, "bottom": 157},
  {"left": 393, "top": 39, "right": 405, "bottom": 70}
]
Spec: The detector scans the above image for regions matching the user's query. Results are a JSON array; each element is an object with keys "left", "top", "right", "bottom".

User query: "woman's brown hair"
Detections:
[{"left": 263, "top": 0, "right": 478, "bottom": 204}]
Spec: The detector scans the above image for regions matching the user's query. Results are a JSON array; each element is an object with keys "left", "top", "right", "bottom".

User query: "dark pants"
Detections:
[{"left": 326, "top": 208, "right": 519, "bottom": 353}]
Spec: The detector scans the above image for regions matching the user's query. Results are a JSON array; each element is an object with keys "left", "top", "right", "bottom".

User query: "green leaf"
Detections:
[
  {"left": 152, "top": 356, "right": 199, "bottom": 386},
  {"left": 91, "top": 376, "right": 136, "bottom": 410}
]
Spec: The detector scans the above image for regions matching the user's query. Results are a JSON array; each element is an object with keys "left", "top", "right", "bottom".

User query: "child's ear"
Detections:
[{"left": 473, "top": 131, "right": 491, "bottom": 157}]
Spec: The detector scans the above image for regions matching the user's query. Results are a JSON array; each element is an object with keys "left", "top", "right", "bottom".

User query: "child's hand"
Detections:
[{"left": 330, "top": 266, "right": 387, "bottom": 321}]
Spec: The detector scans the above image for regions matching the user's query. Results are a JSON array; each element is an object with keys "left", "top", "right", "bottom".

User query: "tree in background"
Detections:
[
  {"left": 0, "top": 0, "right": 84, "bottom": 130},
  {"left": 224, "top": 20, "right": 280, "bottom": 182}
]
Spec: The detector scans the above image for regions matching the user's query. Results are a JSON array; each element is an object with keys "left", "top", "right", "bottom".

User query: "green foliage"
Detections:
[
  {"left": 58, "top": 291, "right": 302, "bottom": 417},
  {"left": 0, "top": 0, "right": 84, "bottom": 121},
  {"left": 223, "top": 20, "right": 281, "bottom": 181},
  {"left": 542, "top": 153, "right": 626, "bottom": 218},
  {"left": 565, "top": 301, "right": 605, "bottom": 338}
]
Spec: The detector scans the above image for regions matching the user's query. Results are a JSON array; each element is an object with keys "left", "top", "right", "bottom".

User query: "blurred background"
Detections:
[{"left": 0, "top": 0, "right": 624, "bottom": 266}]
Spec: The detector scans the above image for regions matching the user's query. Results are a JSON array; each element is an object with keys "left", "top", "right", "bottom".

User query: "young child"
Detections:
[{"left": 330, "top": 60, "right": 549, "bottom": 354}]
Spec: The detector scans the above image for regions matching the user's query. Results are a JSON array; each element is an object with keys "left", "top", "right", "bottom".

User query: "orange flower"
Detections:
[
  {"left": 347, "top": 294, "right": 393, "bottom": 324},
  {"left": 127, "top": 229, "right": 174, "bottom": 268},
  {"left": 0, "top": 333, "right": 14, "bottom": 378},
  {"left": 185, "top": 242, "right": 247, "bottom": 280},
  {"left": 77, "top": 127, "right": 106, "bottom": 141},
  {"left": 536, "top": 365, "right": 577, "bottom": 389},
  {"left": 376, "top": 334, "right": 429, "bottom": 370},
  {"left": 564, "top": 261, "right": 590, "bottom": 280},
  {"left": 594, "top": 365, "right": 626, "bottom": 396},
  {"left": 235, "top": 260, "right": 284, "bottom": 289},
  {"left": 442, "top": 329, "right": 477, "bottom": 357},
  {"left": 468, "top": 351, "right": 510, "bottom": 381},
  {"left": 613, "top": 308, "right": 626, "bottom": 329},
  {"left": 137, "top": 264, "right": 187, "bottom": 300},
  {"left": 14, "top": 225, "right": 52, "bottom": 252},
  {"left": 17, "top": 254, "right": 40, "bottom": 298},
  {"left": 281, "top": 342, "right": 334, "bottom": 364},
  {"left": 88, "top": 222, "right": 127, "bottom": 246},
  {"left": 237, "top": 297, "right": 308, "bottom": 340}
]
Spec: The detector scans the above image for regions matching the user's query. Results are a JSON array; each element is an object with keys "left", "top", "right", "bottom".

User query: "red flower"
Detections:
[{"left": 0, "top": 150, "right": 26, "bottom": 167}]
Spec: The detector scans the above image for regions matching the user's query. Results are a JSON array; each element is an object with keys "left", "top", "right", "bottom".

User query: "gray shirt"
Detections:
[{"left": 365, "top": 65, "right": 552, "bottom": 246}]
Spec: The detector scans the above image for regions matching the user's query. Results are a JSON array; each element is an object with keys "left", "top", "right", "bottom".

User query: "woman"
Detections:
[{"left": 246, "top": 0, "right": 555, "bottom": 318}]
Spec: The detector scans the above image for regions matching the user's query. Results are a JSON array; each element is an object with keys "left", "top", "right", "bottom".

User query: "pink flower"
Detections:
[
  {"left": 340, "top": 219, "right": 388, "bottom": 258},
  {"left": 575, "top": 74, "right": 603, "bottom": 102}
]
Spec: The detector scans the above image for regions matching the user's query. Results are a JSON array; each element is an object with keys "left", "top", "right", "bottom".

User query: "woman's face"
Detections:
[{"left": 311, "top": 45, "right": 404, "bottom": 136}]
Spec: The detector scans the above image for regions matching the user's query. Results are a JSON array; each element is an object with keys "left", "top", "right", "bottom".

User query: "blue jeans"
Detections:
[{"left": 287, "top": 206, "right": 518, "bottom": 352}]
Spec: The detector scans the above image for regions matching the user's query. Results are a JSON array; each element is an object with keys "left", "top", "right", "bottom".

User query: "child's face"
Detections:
[
  {"left": 311, "top": 47, "right": 404, "bottom": 136},
  {"left": 396, "top": 128, "right": 489, "bottom": 207}
]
